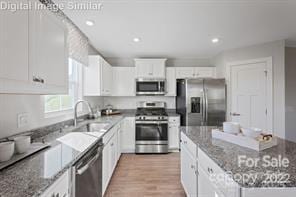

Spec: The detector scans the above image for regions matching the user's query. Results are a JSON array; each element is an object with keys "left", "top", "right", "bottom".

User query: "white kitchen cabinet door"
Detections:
[
  {"left": 41, "top": 170, "right": 69, "bottom": 197},
  {"left": 29, "top": 0, "right": 68, "bottom": 94},
  {"left": 168, "top": 117, "right": 180, "bottom": 150},
  {"left": 84, "top": 56, "right": 102, "bottom": 96},
  {"left": 101, "top": 59, "right": 113, "bottom": 96},
  {"left": 181, "top": 144, "right": 197, "bottom": 197},
  {"left": 0, "top": 0, "right": 30, "bottom": 94},
  {"left": 121, "top": 117, "right": 136, "bottom": 153},
  {"left": 135, "top": 60, "right": 153, "bottom": 78},
  {"left": 112, "top": 67, "right": 135, "bottom": 96},
  {"left": 176, "top": 67, "right": 195, "bottom": 79},
  {"left": 102, "top": 141, "right": 111, "bottom": 194},
  {"left": 135, "top": 59, "right": 166, "bottom": 79},
  {"left": 110, "top": 133, "right": 117, "bottom": 173},
  {"left": 176, "top": 67, "right": 216, "bottom": 79},
  {"left": 151, "top": 60, "right": 166, "bottom": 78},
  {"left": 198, "top": 166, "right": 222, "bottom": 197},
  {"left": 196, "top": 67, "right": 216, "bottom": 78},
  {"left": 116, "top": 125, "right": 122, "bottom": 161},
  {"left": 84, "top": 56, "right": 113, "bottom": 96},
  {"left": 165, "top": 67, "right": 177, "bottom": 96}
]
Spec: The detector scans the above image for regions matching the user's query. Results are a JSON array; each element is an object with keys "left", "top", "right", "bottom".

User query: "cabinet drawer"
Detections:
[
  {"left": 181, "top": 132, "right": 197, "bottom": 157},
  {"left": 198, "top": 148, "right": 240, "bottom": 197},
  {"left": 168, "top": 116, "right": 180, "bottom": 124}
]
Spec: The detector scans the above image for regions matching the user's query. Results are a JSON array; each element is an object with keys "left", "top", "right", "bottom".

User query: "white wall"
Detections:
[
  {"left": 103, "top": 96, "right": 175, "bottom": 109},
  {"left": 213, "top": 40, "right": 286, "bottom": 138},
  {"left": 285, "top": 47, "right": 296, "bottom": 142}
]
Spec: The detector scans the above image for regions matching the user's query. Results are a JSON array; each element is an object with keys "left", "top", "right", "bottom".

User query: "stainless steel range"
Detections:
[{"left": 135, "top": 101, "right": 168, "bottom": 154}]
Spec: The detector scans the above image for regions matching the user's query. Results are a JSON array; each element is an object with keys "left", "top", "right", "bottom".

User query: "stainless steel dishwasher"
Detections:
[{"left": 72, "top": 141, "right": 103, "bottom": 197}]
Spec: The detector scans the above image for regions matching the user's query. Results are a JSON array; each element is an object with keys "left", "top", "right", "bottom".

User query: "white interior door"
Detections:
[{"left": 229, "top": 58, "right": 272, "bottom": 131}]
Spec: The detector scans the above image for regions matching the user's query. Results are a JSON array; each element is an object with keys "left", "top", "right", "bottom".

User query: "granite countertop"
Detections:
[
  {"left": 166, "top": 109, "right": 180, "bottom": 117},
  {"left": 181, "top": 126, "right": 296, "bottom": 188},
  {"left": 0, "top": 114, "right": 126, "bottom": 197}
]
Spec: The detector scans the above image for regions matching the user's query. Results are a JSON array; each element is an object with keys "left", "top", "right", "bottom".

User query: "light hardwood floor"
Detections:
[{"left": 104, "top": 153, "right": 186, "bottom": 197}]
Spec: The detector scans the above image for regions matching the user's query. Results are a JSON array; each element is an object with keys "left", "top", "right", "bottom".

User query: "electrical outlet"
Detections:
[{"left": 17, "top": 113, "right": 29, "bottom": 128}]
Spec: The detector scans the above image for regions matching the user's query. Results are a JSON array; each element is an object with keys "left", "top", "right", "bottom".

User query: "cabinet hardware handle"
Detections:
[
  {"left": 40, "top": 78, "right": 45, "bottom": 84},
  {"left": 33, "top": 76, "right": 40, "bottom": 83},
  {"left": 33, "top": 76, "right": 45, "bottom": 84}
]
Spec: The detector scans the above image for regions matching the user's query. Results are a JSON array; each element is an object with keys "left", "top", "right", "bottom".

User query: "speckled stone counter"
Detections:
[
  {"left": 181, "top": 126, "right": 296, "bottom": 188},
  {"left": 166, "top": 109, "right": 180, "bottom": 117},
  {"left": 0, "top": 115, "right": 127, "bottom": 197}
]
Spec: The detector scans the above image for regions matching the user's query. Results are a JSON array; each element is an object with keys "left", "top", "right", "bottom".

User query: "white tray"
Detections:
[{"left": 212, "top": 129, "right": 277, "bottom": 151}]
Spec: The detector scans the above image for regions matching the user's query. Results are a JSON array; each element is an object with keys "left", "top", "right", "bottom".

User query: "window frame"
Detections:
[{"left": 43, "top": 58, "right": 83, "bottom": 117}]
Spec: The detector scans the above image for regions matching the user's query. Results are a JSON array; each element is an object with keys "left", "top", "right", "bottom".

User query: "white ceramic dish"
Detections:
[
  {"left": 0, "top": 141, "right": 15, "bottom": 162},
  {"left": 241, "top": 128, "right": 262, "bottom": 138},
  {"left": 13, "top": 136, "right": 31, "bottom": 154},
  {"left": 223, "top": 122, "right": 240, "bottom": 134}
]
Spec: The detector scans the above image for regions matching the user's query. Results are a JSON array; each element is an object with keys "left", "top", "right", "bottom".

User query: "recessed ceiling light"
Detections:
[
  {"left": 212, "top": 38, "right": 220, "bottom": 44},
  {"left": 86, "top": 20, "right": 95, "bottom": 26},
  {"left": 133, "top": 37, "right": 141, "bottom": 43}
]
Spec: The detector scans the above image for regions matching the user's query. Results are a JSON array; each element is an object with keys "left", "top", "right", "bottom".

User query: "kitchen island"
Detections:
[{"left": 180, "top": 126, "right": 296, "bottom": 197}]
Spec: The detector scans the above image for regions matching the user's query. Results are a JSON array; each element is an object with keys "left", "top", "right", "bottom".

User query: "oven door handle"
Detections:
[{"left": 136, "top": 121, "right": 168, "bottom": 124}]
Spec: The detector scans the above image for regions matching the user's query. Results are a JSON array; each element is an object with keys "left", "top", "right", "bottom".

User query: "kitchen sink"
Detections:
[{"left": 87, "top": 122, "right": 110, "bottom": 132}]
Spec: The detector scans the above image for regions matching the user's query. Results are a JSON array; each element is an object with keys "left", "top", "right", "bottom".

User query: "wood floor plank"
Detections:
[{"left": 104, "top": 153, "right": 186, "bottom": 197}]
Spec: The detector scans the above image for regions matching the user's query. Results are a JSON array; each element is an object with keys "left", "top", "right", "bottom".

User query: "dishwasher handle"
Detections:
[{"left": 76, "top": 146, "right": 103, "bottom": 175}]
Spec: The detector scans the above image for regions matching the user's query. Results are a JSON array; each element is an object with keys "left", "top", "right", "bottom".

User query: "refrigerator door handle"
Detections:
[
  {"left": 205, "top": 88, "right": 208, "bottom": 123},
  {"left": 202, "top": 89, "right": 206, "bottom": 125},
  {"left": 200, "top": 90, "right": 204, "bottom": 124}
]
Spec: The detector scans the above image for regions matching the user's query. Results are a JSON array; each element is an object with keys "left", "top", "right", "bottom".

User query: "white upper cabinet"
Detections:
[
  {"left": 29, "top": 0, "right": 68, "bottom": 94},
  {"left": 165, "top": 67, "right": 176, "bottom": 96},
  {"left": 0, "top": 0, "right": 68, "bottom": 94},
  {"left": 0, "top": 0, "right": 29, "bottom": 93},
  {"left": 112, "top": 67, "right": 135, "bottom": 96},
  {"left": 101, "top": 59, "right": 113, "bottom": 96},
  {"left": 84, "top": 56, "right": 112, "bottom": 96},
  {"left": 176, "top": 67, "right": 216, "bottom": 79},
  {"left": 135, "top": 59, "right": 167, "bottom": 79}
]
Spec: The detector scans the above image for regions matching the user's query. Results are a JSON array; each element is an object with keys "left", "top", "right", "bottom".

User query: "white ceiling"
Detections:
[{"left": 60, "top": 0, "right": 296, "bottom": 58}]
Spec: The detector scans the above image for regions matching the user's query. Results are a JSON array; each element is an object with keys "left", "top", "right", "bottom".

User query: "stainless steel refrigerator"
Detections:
[{"left": 176, "top": 78, "right": 226, "bottom": 126}]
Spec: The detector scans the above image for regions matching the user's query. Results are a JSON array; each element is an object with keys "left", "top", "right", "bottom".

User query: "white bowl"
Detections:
[
  {"left": 13, "top": 136, "right": 31, "bottom": 154},
  {"left": 0, "top": 141, "right": 15, "bottom": 162},
  {"left": 241, "top": 128, "right": 262, "bottom": 138},
  {"left": 223, "top": 122, "right": 240, "bottom": 134}
]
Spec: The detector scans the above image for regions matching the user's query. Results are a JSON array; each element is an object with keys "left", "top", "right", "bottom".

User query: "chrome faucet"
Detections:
[{"left": 74, "top": 100, "right": 94, "bottom": 127}]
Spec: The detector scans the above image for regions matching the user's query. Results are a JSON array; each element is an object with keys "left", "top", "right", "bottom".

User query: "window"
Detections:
[{"left": 44, "top": 58, "right": 83, "bottom": 113}]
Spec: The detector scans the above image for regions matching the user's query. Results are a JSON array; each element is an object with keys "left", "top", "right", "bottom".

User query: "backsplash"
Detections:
[{"left": 103, "top": 96, "right": 176, "bottom": 109}]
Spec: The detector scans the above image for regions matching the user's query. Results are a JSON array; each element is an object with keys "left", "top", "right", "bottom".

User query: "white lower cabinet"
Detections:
[
  {"left": 121, "top": 117, "right": 135, "bottom": 153},
  {"left": 168, "top": 116, "right": 180, "bottom": 151},
  {"left": 198, "top": 165, "right": 224, "bottom": 197},
  {"left": 198, "top": 148, "right": 240, "bottom": 197},
  {"left": 181, "top": 133, "right": 239, "bottom": 197},
  {"left": 102, "top": 124, "right": 119, "bottom": 195},
  {"left": 41, "top": 170, "right": 70, "bottom": 197},
  {"left": 181, "top": 133, "right": 197, "bottom": 197}
]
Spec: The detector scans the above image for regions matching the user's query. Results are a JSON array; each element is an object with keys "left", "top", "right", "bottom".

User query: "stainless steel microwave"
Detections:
[{"left": 136, "top": 79, "right": 166, "bottom": 95}]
